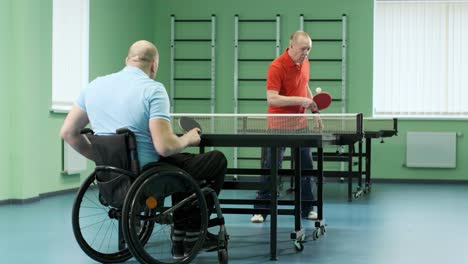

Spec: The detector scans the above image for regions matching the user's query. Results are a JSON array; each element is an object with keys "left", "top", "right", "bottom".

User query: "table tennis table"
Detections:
[{"left": 171, "top": 113, "right": 364, "bottom": 260}]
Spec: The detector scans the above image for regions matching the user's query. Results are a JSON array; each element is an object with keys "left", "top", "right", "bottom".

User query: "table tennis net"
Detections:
[{"left": 171, "top": 114, "right": 362, "bottom": 135}]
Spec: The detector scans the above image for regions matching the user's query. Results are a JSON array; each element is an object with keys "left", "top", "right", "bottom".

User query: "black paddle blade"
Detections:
[{"left": 179, "top": 116, "right": 202, "bottom": 134}]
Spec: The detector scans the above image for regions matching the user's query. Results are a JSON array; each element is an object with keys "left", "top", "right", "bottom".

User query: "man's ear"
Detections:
[{"left": 150, "top": 60, "right": 156, "bottom": 74}]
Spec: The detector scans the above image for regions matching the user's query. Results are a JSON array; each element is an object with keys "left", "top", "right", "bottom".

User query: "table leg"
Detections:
[
  {"left": 358, "top": 140, "right": 363, "bottom": 188},
  {"left": 365, "top": 137, "right": 372, "bottom": 192},
  {"left": 347, "top": 144, "right": 353, "bottom": 202},
  {"left": 317, "top": 147, "right": 323, "bottom": 219},
  {"left": 270, "top": 147, "right": 278, "bottom": 260}
]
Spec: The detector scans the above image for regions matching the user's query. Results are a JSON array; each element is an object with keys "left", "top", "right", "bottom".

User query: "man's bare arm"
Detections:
[
  {"left": 60, "top": 105, "right": 94, "bottom": 160},
  {"left": 149, "top": 118, "right": 200, "bottom": 157},
  {"left": 266, "top": 90, "right": 313, "bottom": 108},
  {"left": 306, "top": 85, "right": 314, "bottom": 99}
]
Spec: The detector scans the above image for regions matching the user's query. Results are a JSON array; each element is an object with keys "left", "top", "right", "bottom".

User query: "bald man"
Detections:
[
  {"left": 251, "top": 31, "right": 319, "bottom": 223},
  {"left": 61, "top": 40, "right": 227, "bottom": 259}
]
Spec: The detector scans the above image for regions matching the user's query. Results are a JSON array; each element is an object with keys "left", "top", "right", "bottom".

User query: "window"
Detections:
[
  {"left": 51, "top": 0, "right": 89, "bottom": 113},
  {"left": 373, "top": 0, "right": 468, "bottom": 118}
]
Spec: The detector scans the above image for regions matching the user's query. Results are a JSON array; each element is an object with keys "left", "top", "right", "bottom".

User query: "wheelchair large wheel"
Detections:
[
  {"left": 72, "top": 173, "right": 154, "bottom": 263},
  {"left": 122, "top": 165, "right": 208, "bottom": 264}
]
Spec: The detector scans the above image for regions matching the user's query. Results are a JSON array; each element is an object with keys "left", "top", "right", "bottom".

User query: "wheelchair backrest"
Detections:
[{"left": 83, "top": 128, "right": 140, "bottom": 175}]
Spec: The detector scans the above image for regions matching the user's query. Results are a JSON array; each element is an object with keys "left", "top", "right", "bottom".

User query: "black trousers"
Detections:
[{"left": 159, "top": 150, "right": 227, "bottom": 230}]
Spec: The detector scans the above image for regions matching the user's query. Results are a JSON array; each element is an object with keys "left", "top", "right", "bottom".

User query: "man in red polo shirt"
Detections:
[{"left": 252, "top": 31, "right": 320, "bottom": 223}]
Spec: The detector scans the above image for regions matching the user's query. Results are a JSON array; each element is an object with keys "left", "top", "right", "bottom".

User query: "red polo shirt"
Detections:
[{"left": 266, "top": 49, "right": 310, "bottom": 129}]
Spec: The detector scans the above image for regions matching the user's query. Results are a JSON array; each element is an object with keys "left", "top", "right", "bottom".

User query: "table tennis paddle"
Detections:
[
  {"left": 313, "top": 92, "right": 332, "bottom": 112},
  {"left": 178, "top": 116, "right": 202, "bottom": 134}
]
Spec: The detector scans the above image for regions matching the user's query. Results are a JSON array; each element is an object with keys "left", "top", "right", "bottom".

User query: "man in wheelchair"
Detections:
[{"left": 61, "top": 40, "right": 227, "bottom": 263}]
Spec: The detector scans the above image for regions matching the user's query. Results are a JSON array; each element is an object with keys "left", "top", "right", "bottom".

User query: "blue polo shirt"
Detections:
[{"left": 76, "top": 66, "right": 170, "bottom": 168}]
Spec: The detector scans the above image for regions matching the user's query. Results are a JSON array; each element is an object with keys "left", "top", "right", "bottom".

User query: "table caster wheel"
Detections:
[
  {"left": 312, "top": 228, "right": 321, "bottom": 240},
  {"left": 294, "top": 241, "right": 304, "bottom": 251}
]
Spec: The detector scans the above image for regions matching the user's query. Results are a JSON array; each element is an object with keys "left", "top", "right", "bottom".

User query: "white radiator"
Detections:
[
  {"left": 62, "top": 140, "right": 87, "bottom": 175},
  {"left": 406, "top": 132, "right": 457, "bottom": 168}
]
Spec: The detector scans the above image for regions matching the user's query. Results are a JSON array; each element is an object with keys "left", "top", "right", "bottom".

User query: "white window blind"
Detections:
[
  {"left": 373, "top": 0, "right": 468, "bottom": 118},
  {"left": 51, "top": 0, "right": 89, "bottom": 113}
]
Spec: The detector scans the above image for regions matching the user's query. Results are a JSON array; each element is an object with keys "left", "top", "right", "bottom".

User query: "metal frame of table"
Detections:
[{"left": 197, "top": 131, "right": 363, "bottom": 260}]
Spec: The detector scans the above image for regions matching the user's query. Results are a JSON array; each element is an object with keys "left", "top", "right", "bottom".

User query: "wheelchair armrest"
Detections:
[
  {"left": 115, "top": 128, "right": 139, "bottom": 174},
  {"left": 80, "top": 128, "right": 94, "bottom": 135},
  {"left": 95, "top": 165, "right": 138, "bottom": 179},
  {"left": 116, "top": 128, "right": 135, "bottom": 137}
]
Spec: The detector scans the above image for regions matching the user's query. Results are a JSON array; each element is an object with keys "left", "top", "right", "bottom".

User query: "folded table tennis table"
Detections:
[{"left": 317, "top": 118, "right": 399, "bottom": 201}]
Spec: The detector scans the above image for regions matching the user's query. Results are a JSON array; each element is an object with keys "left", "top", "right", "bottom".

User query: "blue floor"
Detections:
[{"left": 1, "top": 182, "right": 468, "bottom": 264}]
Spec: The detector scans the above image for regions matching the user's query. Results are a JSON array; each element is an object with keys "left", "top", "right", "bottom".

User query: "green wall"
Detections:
[
  {"left": 0, "top": 0, "right": 156, "bottom": 201},
  {"left": 372, "top": 120, "right": 467, "bottom": 181},
  {"left": 0, "top": 0, "right": 466, "bottom": 202},
  {"left": 5, "top": 0, "right": 77, "bottom": 200},
  {"left": 154, "top": 0, "right": 468, "bottom": 181},
  {"left": 154, "top": 0, "right": 375, "bottom": 115},
  {"left": 0, "top": 0, "right": 12, "bottom": 200},
  {"left": 153, "top": 0, "right": 372, "bottom": 169},
  {"left": 89, "top": 0, "right": 156, "bottom": 79}
]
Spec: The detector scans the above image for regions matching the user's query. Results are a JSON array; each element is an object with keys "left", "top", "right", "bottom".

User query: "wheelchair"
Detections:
[{"left": 71, "top": 128, "right": 228, "bottom": 264}]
